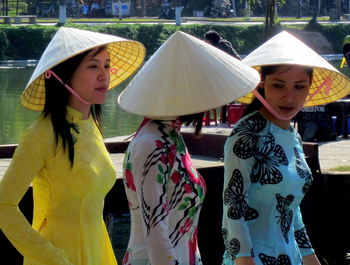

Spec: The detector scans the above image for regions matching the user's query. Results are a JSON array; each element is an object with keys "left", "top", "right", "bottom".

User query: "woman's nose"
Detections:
[
  {"left": 98, "top": 67, "right": 109, "bottom": 81},
  {"left": 283, "top": 90, "right": 296, "bottom": 102}
]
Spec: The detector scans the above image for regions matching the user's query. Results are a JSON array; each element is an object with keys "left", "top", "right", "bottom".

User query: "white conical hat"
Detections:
[
  {"left": 238, "top": 31, "right": 350, "bottom": 107},
  {"left": 21, "top": 26, "right": 146, "bottom": 111},
  {"left": 118, "top": 31, "right": 260, "bottom": 118}
]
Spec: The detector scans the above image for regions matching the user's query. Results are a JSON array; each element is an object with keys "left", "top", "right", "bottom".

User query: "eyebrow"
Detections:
[
  {"left": 273, "top": 78, "right": 307, "bottom": 83},
  {"left": 88, "top": 58, "right": 111, "bottom": 63}
]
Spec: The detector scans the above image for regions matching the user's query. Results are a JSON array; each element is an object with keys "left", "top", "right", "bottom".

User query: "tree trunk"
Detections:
[
  {"left": 142, "top": 0, "right": 146, "bottom": 16},
  {"left": 336, "top": 0, "right": 341, "bottom": 19},
  {"left": 231, "top": 0, "right": 236, "bottom": 17},
  {"left": 318, "top": 0, "right": 321, "bottom": 15},
  {"left": 296, "top": 0, "right": 301, "bottom": 18},
  {"left": 265, "top": 0, "right": 275, "bottom": 40}
]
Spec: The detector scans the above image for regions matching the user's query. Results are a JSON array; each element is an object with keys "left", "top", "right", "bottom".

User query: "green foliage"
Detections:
[
  {"left": 317, "top": 24, "right": 350, "bottom": 53},
  {"left": 0, "top": 29, "right": 9, "bottom": 60},
  {"left": 1, "top": 23, "right": 350, "bottom": 60},
  {"left": 0, "top": 25, "right": 57, "bottom": 60}
]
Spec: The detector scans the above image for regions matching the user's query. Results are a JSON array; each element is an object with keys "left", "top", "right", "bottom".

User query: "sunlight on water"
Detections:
[{"left": 0, "top": 66, "right": 142, "bottom": 144}]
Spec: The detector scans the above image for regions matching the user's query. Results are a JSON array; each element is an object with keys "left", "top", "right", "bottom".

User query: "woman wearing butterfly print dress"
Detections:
[
  {"left": 117, "top": 31, "right": 260, "bottom": 265},
  {"left": 222, "top": 31, "right": 350, "bottom": 265}
]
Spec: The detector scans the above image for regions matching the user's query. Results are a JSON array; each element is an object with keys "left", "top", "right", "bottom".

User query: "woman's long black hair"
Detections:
[
  {"left": 243, "top": 65, "right": 314, "bottom": 116},
  {"left": 179, "top": 112, "right": 204, "bottom": 137},
  {"left": 43, "top": 46, "right": 106, "bottom": 166}
]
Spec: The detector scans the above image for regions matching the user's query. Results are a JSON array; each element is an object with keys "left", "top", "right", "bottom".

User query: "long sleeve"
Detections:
[
  {"left": 130, "top": 134, "right": 178, "bottom": 265},
  {"left": 0, "top": 120, "right": 73, "bottom": 265},
  {"left": 222, "top": 133, "right": 256, "bottom": 260},
  {"left": 294, "top": 206, "right": 315, "bottom": 257}
]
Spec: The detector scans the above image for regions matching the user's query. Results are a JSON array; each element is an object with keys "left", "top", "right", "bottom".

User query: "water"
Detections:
[
  {"left": 1, "top": 57, "right": 350, "bottom": 145},
  {"left": 0, "top": 66, "right": 142, "bottom": 145}
]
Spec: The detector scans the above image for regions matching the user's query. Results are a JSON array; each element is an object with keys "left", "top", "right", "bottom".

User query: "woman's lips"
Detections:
[
  {"left": 279, "top": 106, "right": 295, "bottom": 113},
  {"left": 96, "top": 87, "right": 108, "bottom": 92}
]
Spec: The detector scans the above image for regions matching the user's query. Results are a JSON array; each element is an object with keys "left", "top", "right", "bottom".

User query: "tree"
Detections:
[
  {"left": 264, "top": 0, "right": 285, "bottom": 40},
  {"left": 231, "top": 0, "right": 237, "bottom": 16},
  {"left": 239, "top": 0, "right": 259, "bottom": 17}
]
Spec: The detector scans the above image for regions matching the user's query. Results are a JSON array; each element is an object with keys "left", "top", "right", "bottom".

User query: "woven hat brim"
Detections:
[
  {"left": 21, "top": 27, "right": 145, "bottom": 111},
  {"left": 118, "top": 31, "right": 260, "bottom": 118},
  {"left": 238, "top": 65, "right": 350, "bottom": 107},
  {"left": 237, "top": 31, "right": 350, "bottom": 107}
]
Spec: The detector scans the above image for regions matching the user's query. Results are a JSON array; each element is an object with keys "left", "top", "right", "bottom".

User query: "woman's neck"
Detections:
[
  {"left": 68, "top": 98, "right": 91, "bottom": 120},
  {"left": 259, "top": 107, "right": 291, "bottom": 130}
]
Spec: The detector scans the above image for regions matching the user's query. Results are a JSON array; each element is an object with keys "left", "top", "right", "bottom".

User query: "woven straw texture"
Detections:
[
  {"left": 238, "top": 31, "right": 350, "bottom": 107},
  {"left": 21, "top": 27, "right": 145, "bottom": 111}
]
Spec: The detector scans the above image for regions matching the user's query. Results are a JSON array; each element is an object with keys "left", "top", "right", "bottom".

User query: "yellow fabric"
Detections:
[{"left": 0, "top": 107, "right": 118, "bottom": 265}]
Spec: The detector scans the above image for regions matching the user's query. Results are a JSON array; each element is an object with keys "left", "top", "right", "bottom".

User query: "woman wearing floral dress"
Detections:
[
  {"left": 222, "top": 31, "right": 350, "bottom": 265},
  {"left": 118, "top": 31, "right": 260, "bottom": 265}
]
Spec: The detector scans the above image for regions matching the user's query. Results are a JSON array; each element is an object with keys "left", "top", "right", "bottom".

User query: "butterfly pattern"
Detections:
[
  {"left": 222, "top": 111, "right": 315, "bottom": 264},
  {"left": 224, "top": 169, "right": 259, "bottom": 221},
  {"left": 295, "top": 226, "right": 312, "bottom": 249},
  {"left": 294, "top": 147, "right": 313, "bottom": 194},
  {"left": 232, "top": 112, "right": 267, "bottom": 159},
  {"left": 259, "top": 253, "right": 292, "bottom": 265},
  {"left": 275, "top": 194, "right": 294, "bottom": 243},
  {"left": 251, "top": 133, "right": 288, "bottom": 185},
  {"left": 222, "top": 228, "right": 241, "bottom": 259}
]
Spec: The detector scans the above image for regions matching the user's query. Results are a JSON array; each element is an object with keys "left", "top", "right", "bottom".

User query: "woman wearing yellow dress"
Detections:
[{"left": 0, "top": 27, "right": 145, "bottom": 265}]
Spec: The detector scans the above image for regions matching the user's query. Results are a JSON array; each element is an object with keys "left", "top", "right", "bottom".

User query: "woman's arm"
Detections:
[
  {"left": 0, "top": 122, "right": 73, "bottom": 265},
  {"left": 222, "top": 132, "right": 256, "bottom": 262},
  {"left": 130, "top": 134, "right": 179, "bottom": 265},
  {"left": 235, "top": 257, "right": 257, "bottom": 265},
  {"left": 302, "top": 253, "right": 321, "bottom": 265}
]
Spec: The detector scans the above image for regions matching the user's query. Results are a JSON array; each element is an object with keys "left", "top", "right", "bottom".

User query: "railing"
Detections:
[{"left": 0, "top": 54, "right": 344, "bottom": 68}]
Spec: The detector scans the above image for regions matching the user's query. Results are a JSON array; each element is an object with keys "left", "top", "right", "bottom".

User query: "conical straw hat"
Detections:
[
  {"left": 21, "top": 27, "right": 146, "bottom": 111},
  {"left": 118, "top": 31, "right": 260, "bottom": 118},
  {"left": 238, "top": 31, "right": 350, "bottom": 107}
]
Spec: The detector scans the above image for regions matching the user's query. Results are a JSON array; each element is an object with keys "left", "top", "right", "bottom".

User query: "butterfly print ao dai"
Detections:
[
  {"left": 122, "top": 120, "right": 206, "bottom": 265},
  {"left": 222, "top": 111, "right": 315, "bottom": 265}
]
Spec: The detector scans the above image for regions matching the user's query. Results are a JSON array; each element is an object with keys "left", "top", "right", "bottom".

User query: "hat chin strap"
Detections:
[
  {"left": 253, "top": 90, "right": 299, "bottom": 121},
  {"left": 253, "top": 76, "right": 333, "bottom": 121},
  {"left": 45, "top": 70, "right": 90, "bottom": 105}
]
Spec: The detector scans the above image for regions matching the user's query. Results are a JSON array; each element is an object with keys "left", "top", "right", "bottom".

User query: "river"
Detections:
[{"left": 0, "top": 56, "right": 349, "bottom": 145}]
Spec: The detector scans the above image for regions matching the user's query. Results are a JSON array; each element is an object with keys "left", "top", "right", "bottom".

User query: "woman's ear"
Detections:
[{"left": 260, "top": 82, "right": 264, "bottom": 89}]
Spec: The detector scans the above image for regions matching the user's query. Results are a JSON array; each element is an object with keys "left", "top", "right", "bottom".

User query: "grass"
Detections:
[
  {"left": 4, "top": 15, "right": 341, "bottom": 26},
  {"left": 328, "top": 165, "right": 350, "bottom": 171}
]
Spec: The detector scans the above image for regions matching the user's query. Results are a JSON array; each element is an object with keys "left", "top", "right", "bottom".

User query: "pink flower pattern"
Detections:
[
  {"left": 124, "top": 169, "right": 136, "bottom": 192},
  {"left": 188, "top": 228, "right": 199, "bottom": 265},
  {"left": 123, "top": 120, "right": 206, "bottom": 265}
]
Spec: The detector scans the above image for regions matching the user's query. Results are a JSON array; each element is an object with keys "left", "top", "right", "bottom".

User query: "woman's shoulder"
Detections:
[
  {"left": 20, "top": 115, "right": 54, "bottom": 142},
  {"left": 231, "top": 111, "right": 267, "bottom": 134}
]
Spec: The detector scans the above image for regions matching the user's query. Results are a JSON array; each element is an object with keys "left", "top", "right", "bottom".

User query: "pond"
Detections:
[
  {"left": 0, "top": 65, "right": 142, "bottom": 145},
  {"left": 0, "top": 57, "right": 350, "bottom": 145}
]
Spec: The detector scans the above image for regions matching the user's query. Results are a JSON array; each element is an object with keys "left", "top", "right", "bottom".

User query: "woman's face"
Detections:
[
  {"left": 262, "top": 65, "right": 311, "bottom": 121},
  {"left": 69, "top": 48, "right": 110, "bottom": 106}
]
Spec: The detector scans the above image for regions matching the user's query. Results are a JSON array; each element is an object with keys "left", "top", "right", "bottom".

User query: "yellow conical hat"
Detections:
[
  {"left": 238, "top": 31, "right": 350, "bottom": 107},
  {"left": 21, "top": 27, "right": 146, "bottom": 111}
]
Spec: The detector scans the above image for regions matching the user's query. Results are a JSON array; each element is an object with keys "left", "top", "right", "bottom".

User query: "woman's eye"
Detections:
[
  {"left": 105, "top": 64, "right": 111, "bottom": 69},
  {"left": 273, "top": 83, "right": 284, "bottom": 89},
  {"left": 295, "top": 85, "right": 307, "bottom": 90}
]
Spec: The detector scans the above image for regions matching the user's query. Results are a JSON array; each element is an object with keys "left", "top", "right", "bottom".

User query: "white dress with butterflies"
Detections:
[{"left": 222, "top": 111, "right": 315, "bottom": 265}]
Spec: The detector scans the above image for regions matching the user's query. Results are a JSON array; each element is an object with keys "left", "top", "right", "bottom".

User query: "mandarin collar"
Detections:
[{"left": 66, "top": 106, "right": 88, "bottom": 121}]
